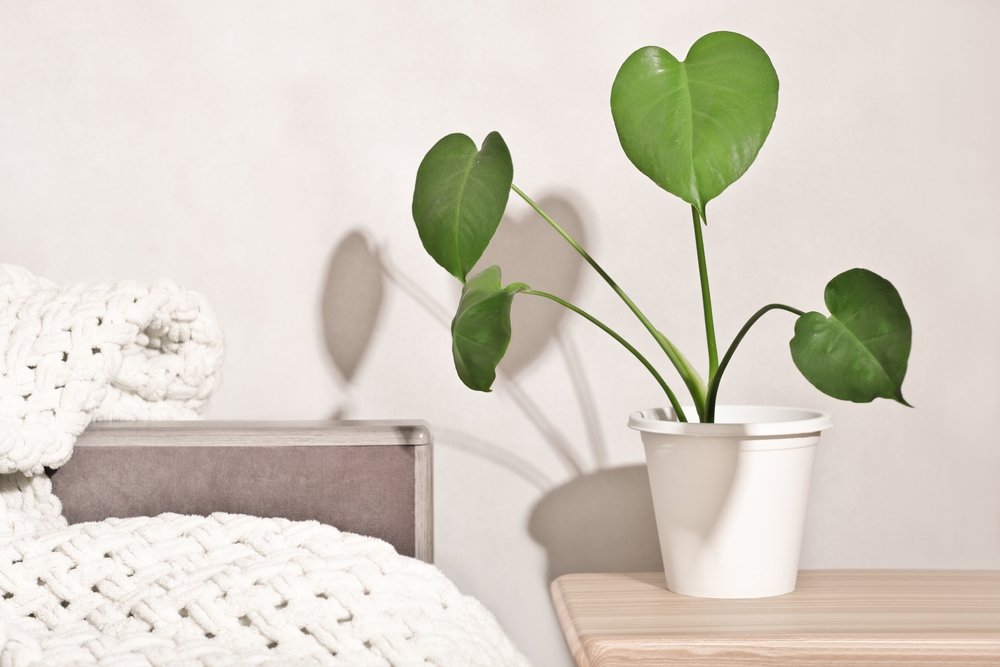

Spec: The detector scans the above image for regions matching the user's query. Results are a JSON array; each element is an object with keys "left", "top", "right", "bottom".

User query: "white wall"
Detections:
[{"left": 2, "top": 2, "right": 997, "bottom": 664}]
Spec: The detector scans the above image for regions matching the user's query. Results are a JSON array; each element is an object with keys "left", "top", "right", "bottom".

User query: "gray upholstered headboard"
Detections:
[{"left": 47, "top": 421, "right": 433, "bottom": 563}]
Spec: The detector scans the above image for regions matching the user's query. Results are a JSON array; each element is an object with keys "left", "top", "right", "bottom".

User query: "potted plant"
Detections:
[{"left": 410, "top": 31, "right": 911, "bottom": 598}]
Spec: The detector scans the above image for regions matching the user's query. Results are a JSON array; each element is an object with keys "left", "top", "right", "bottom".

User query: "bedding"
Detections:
[{"left": 0, "top": 265, "right": 530, "bottom": 667}]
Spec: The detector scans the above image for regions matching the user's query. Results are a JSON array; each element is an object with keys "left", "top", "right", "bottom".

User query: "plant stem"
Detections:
[
  {"left": 692, "top": 205, "right": 718, "bottom": 381},
  {"left": 511, "top": 183, "right": 706, "bottom": 419},
  {"left": 523, "top": 288, "right": 688, "bottom": 422},
  {"left": 705, "top": 303, "right": 806, "bottom": 422}
]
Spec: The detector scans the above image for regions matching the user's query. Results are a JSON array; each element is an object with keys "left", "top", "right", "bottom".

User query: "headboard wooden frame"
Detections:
[{"left": 48, "top": 421, "right": 433, "bottom": 563}]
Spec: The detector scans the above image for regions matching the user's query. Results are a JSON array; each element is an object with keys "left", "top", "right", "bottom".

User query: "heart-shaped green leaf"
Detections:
[
  {"left": 412, "top": 132, "right": 513, "bottom": 282},
  {"left": 611, "top": 32, "right": 778, "bottom": 220},
  {"left": 790, "top": 268, "right": 911, "bottom": 405},
  {"left": 451, "top": 265, "right": 527, "bottom": 391}
]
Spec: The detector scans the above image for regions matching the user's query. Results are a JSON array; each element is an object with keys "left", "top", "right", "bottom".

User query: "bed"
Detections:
[
  {"left": 52, "top": 421, "right": 433, "bottom": 564},
  {"left": 0, "top": 421, "right": 529, "bottom": 666},
  {"left": 0, "top": 265, "right": 529, "bottom": 665}
]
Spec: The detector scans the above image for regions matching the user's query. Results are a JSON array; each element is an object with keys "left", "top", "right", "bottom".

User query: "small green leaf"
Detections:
[
  {"left": 611, "top": 32, "right": 779, "bottom": 220},
  {"left": 412, "top": 132, "right": 513, "bottom": 281},
  {"left": 790, "top": 269, "right": 911, "bottom": 405},
  {"left": 450, "top": 266, "right": 527, "bottom": 391}
]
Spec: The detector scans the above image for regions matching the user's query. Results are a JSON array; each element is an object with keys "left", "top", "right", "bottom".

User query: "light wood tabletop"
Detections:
[{"left": 551, "top": 570, "right": 1000, "bottom": 666}]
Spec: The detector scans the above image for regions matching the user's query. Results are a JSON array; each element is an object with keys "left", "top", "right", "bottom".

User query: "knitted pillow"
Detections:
[{"left": 0, "top": 264, "right": 225, "bottom": 476}]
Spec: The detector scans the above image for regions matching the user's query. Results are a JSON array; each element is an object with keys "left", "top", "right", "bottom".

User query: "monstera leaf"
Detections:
[
  {"left": 790, "top": 269, "right": 911, "bottom": 405},
  {"left": 474, "top": 195, "right": 588, "bottom": 377},
  {"left": 451, "top": 265, "right": 527, "bottom": 391},
  {"left": 412, "top": 132, "right": 513, "bottom": 281},
  {"left": 611, "top": 31, "right": 779, "bottom": 220}
]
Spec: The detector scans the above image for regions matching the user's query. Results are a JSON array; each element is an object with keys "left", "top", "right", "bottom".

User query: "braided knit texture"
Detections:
[
  {"left": 0, "top": 264, "right": 225, "bottom": 477},
  {"left": 0, "top": 514, "right": 529, "bottom": 667}
]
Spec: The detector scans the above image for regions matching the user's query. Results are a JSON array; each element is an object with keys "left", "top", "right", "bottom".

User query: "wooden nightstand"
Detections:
[{"left": 551, "top": 570, "right": 1000, "bottom": 666}]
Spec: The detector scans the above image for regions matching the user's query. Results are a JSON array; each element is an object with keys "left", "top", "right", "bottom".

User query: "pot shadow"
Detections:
[
  {"left": 528, "top": 465, "right": 664, "bottom": 581},
  {"left": 320, "top": 229, "right": 385, "bottom": 418}
]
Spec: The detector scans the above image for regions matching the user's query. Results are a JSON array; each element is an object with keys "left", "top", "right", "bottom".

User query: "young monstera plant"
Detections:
[{"left": 411, "top": 31, "right": 911, "bottom": 423}]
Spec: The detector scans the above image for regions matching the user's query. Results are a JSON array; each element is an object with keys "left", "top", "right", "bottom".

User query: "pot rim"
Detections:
[{"left": 629, "top": 405, "right": 833, "bottom": 437}]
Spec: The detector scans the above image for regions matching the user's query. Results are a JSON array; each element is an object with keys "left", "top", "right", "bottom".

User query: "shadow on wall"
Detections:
[
  {"left": 320, "top": 230, "right": 384, "bottom": 419},
  {"left": 528, "top": 465, "right": 663, "bottom": 581},
  {"left": 320, "top": 193, "right": 663, "bottom": 580}
]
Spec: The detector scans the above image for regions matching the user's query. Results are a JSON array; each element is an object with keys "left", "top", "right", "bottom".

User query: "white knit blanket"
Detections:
[
  {"left": 0, "top": 266, "right": 529, "bottom": 667},
  {"left": 0, "top": 264, "right": 225, "bottom": 537},
  {"left": 0, "top": 514, "right": 529, "bottom": 667}
]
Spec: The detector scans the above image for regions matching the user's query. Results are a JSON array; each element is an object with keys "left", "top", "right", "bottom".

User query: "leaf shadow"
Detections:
[
  {"left": 474, "top": 194, "right": 587, "bottom": 378},
  {"left": 320, "top": 229, "right": 385, "bottom": 418}
]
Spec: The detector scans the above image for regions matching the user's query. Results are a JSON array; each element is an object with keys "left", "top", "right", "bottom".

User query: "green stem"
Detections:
[
  {"left": 692, "top": 206, "right": 718, "bottom": 380},
  {"left": 523, "top": 289, "right": 688, "bottom": 422},
  {"left": 705, "top": 303, "right": 806, "bottom": 422},
  {"left": 512, "top": 183, "right": 706, "bottom": 419}
]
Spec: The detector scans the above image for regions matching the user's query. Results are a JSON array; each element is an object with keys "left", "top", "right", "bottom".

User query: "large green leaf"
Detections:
[
  {"left": 611, "top": 32, "right": 778, "bottom": 220},
  {"left": 412, "top": 132, "right": 513, "bottom": 281},
  {"left": 451, "top": 265, "right": 527, "bottom": 391},
  {"left": 790, "top": 268, "right": 911, "bottom": 405}
]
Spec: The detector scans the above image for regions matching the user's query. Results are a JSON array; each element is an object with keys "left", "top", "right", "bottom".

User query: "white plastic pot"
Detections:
[{"left": 629, "top": 405, "right": 832, "bottom": 599}]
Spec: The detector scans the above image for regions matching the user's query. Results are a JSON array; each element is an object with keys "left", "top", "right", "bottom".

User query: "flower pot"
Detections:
[{"left": 628, "top": 405, "right": 832, "bottom": 599}]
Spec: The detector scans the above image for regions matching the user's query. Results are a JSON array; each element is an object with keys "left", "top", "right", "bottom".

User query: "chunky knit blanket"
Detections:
[
  {"left": 0, "top": 266, "right": 529, "bottom": 667},
  {"left": 0, "top": 264, "right": 225, "bottom": 538}
]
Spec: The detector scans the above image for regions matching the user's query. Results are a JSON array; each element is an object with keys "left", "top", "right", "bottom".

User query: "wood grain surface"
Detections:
[{"left": 551, "top": 570, "right": 1000, "bottom": 666}]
